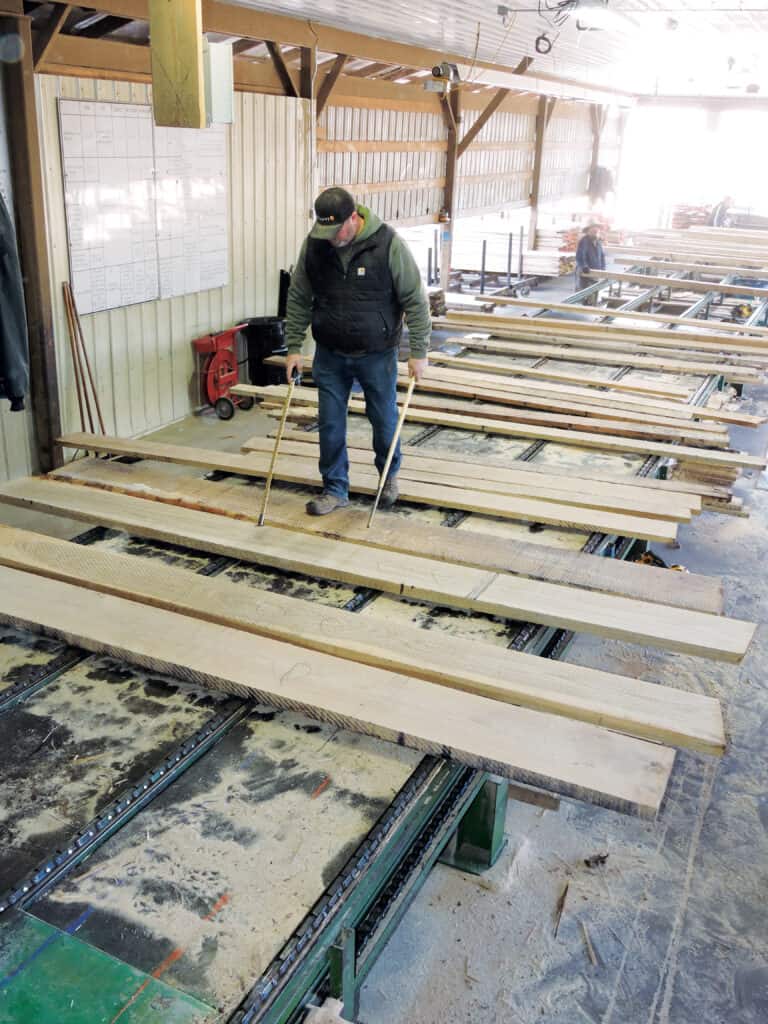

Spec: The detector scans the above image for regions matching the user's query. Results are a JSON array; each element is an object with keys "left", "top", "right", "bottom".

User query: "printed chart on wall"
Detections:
[{"left": 58, "top": 99, "right": 228, "bottom": 315}]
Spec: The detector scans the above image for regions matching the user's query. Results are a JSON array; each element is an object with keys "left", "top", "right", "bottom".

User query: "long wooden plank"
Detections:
[
  {"left": 607, "top": 246, "right": 768, "bottom": 269},
  {"left": 61, "top": 428, "right": 764, "bottom": 478},
  {"left": 240, "top": 436, "right": 699, "bottom": 519},
  {"left": 614, "top": 257, "right": 768, "bottom": 279},
  {"left": 414, "top": 366, "right": 765, "bottom": 428},
  {"left": 0, "top": 566, "right": 675, "bottom": 817},
  {"left": 427, "top": 352, "right": 689, "bottom": 399},
  {"left": 274, "top": 429, "right": 728, "bottom": 501},
  {"left": 586, "top": 269, "right": 768, "bottom": 299},
  {"left": 49, "top": 458, "right": 726, "bottom": 613},
  {"left": 479, "top": 294, "right": 768, "bottom": 339},
  {"left": 430, "top": 352, "right": 689, "bottom": 397},
  {"left": 0, "top": 479, "right": 754, "bottom": 661},
  {"left": 265, "top": 355, "right": 708, "bottom": 424},
  {"left": 440, "top": 314, "right": 768, "bottom": 364},
  {"left": 148, "top": 0, "right": 206, "bottom": 128},
  {"left": 243, "top": 384, "right": 729, "bottom": 447},
  {"left": 0, "top": 525, "right": 723, "bottom": 754},
  {"left": 53, "top": 435, "right": 683, "bottom": 541},
  {"left": 446, "top": 335, "right": 764, "bottom": 385}
]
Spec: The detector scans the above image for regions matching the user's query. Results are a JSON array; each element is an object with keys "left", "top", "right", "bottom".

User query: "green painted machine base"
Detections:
[{"left": 0, "top": 909, "right": 215, "bottom": 1024}]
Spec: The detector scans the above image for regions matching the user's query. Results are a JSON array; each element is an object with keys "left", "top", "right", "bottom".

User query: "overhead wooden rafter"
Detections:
[
  {"left": 32, "top": 2, "right": 71, "bottom": 69},
  {"left": 316, "top": 53, "right": 348, "bottom": 118},
  {"left": 265, "top": 39, "right": 298, "bottom": 98}
]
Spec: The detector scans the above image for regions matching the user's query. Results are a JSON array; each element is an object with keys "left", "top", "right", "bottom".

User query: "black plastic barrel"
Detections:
[{"left": 243, "top": 316, "right": 286, "bottom": 385}]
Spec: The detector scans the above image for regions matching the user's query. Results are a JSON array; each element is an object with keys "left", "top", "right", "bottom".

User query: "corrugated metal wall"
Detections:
[
  {"left": 318, "top": 104, "right": 445, "bottom": 225},
  {"left": 455, "top": 101, "right": 536, "bottom": 218},
  {"left": 0, "top": 73, "right": 36, "bottom": 482},
  {"left": 540, "top": 103, "right": 594, "bottom": 203},
  {"left": 36, "top": 76, "right": 312, "bottom": 440}
]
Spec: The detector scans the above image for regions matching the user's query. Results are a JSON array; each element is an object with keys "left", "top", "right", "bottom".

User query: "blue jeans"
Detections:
[{"left": 311, "top": 345, "right": 401, "bottom": 498}]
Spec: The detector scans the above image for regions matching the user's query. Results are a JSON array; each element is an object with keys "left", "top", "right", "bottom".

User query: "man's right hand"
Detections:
[{"left": 285, "top": 353, "right": 303, "bottom": 382}]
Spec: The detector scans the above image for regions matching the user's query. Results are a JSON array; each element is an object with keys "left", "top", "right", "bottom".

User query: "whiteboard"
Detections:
[{"left": 59, "top": 99, "right": 228, "bottom": 315}]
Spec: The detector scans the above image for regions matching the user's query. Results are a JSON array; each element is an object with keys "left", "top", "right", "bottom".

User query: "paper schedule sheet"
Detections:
[{"left": 59, "top": 99, "right": 229, "bottom": 315}]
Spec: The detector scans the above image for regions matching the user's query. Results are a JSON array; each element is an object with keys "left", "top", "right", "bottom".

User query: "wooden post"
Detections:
[
  {"left": 528, "top": 96, "right": 555, "bottom": 251},
  {"left": 589, "top": 103, "right": 607, "bottom": 205},
  {"left": 439, "top": 87, "right": 460, "bottom": 289},
  {"left": 1, "top": 9, "right": 63, "bottom": 471},
  {"left": 148, "top": 0, "right": 206, "bottom": 128},
  {"left": 299, "top": 45, "right": 316, "bottom": 102}
]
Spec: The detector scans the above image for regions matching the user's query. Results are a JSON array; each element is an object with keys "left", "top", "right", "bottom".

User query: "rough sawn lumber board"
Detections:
[
  {"left": 0, "top": 525, "right": 724, "bottom": 754},
  {"left": 54, "top": 435, "right": 682, "bottom": 542},
  {"left": 0, "top": 565, "right": 675, "bottom": 817},
  {"left": 47, "top": 460, "right": 726, "bottom": 614},
  {"left": 0, "top": 478, "right": 754, "bottom": 661}
]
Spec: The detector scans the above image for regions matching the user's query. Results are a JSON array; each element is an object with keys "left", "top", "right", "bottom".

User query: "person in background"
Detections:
[
  {"left": 710, "top": 195, "right": 733, "bottom": 228},
  {"left": 575, "top": 223, "right": 606, "bottom": 303},
  {"left": 284, "top": 187, "right": 430, "bottom": 516}
]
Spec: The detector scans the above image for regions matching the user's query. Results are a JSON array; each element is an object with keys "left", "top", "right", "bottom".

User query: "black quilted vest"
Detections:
[{"left": 305, "top": 224, "right": 403, "bottom": 354}]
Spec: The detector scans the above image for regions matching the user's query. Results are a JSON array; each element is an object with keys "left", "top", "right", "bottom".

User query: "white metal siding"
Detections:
[
  {"left": 456, "top": 106, "right": 536, "bottom": 218},
  {"left": 37, "top": 75, "right": 312, "bottom": 438},
  {"left": 318, "top": 105, "right": 445, "bottom": 225},
  {"left": 540, "top": 104, "right": 593, "bottom": 203},
  {"left": 0, "top": 72, "right": 36, "bottom": 482}
]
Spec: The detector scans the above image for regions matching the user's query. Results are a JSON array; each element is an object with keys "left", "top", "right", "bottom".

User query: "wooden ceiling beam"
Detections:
[
  {"left": 32, "top": 2, "right": 70, "bottom": 68},
  {"left": 316, "top": 53, "right": 347, "bottom": 119},
  {"left": 457, "top": 87, "right": 509, "bottom": 158},
  {"left": 265, "top": 39, "right": 298, "bottom": 98}
]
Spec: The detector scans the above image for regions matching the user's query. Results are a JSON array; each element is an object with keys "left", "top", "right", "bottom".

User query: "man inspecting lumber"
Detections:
[
  {"left": 575, "top": 223, "right": 606, "bottom": 301},
  {"left": 285, "top": 187, "right": 430, "bottom": 516}
]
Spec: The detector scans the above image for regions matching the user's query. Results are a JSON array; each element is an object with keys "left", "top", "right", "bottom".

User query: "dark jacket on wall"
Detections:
[{"left": 0, "top": 191, "right": 29, "bottom": 411}]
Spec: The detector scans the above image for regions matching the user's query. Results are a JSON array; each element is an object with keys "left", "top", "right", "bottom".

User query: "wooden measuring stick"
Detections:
[
  {"left": 258, "top": 371, "right": 299, "bottom": 526},
  {"left": 367, "top": 375, "right": 416, "bottom": 529}
]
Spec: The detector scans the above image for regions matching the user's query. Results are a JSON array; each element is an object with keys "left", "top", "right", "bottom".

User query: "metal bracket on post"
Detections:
[
  {"left": 328, "top": 926, "right": 358, "bottom": 1021},
  {"left": 439, "top": 776, "right": 508, "bottom": 875}
]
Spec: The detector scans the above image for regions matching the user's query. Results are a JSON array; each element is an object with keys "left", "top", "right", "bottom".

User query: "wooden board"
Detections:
[
  {"left": 614, "top": 257, "right": 768, "bottom": 279},
  {"left": 446, "top": 335, "right": 764, "bottom": 385},
  {"left": 54, "top": 435, "right": 684, "bottom": 541},
  {"left": 0, "top": 478, "right": 754, "bottom": 662},
  {"left": 148, "top": 0, "right": 206, "bottom": 128},
  {"left": 479, "top": 294, "right": 768, "bottom": 339},
  {"left": 439, "top": 315, "right": 768, "bottom": 364},
  {"left": 242, "top": 384, "right": 729, "bottom": 448},
  {"left": 240, "top": 436, "right": 700, "bottom": 520},
  {"left": 48, "top": 458, "right": 726, "bottom": 614},
  {"left": 418, "top": 364, "right": 765, "bottom": 428},
  {"left": 586, "top": 271, "right": 768, "bottom": 298},
  {"left": 0, "top": 525, "right": 724, "bottom": 754},
  {"left": 0, "top": 566, "right": 676, "bottom": 817},
  {"left": 273, "top": 429, "right": 729, "bottom": 501}
]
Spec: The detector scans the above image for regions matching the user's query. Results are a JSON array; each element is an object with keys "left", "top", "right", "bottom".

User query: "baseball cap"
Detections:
[{"left": 310, "top": 187, "right": 356, "bottom": 239}]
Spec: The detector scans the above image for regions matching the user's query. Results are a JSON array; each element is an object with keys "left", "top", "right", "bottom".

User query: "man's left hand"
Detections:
[{"left": 408, "top": 357, "right": 428, "bottom": 382}]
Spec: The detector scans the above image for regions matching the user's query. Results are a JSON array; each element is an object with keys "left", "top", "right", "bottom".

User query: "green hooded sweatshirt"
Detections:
[{"left": 284, "top": 204, "right": 431, "bottom": 359}]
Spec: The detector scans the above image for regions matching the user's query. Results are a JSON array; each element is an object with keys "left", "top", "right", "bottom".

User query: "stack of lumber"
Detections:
[
  {"left": 613, "top": 228, "right": 768, "bottom": 266},
  {"left": 480, "top": 292, "right": 768, "bottom": 337},
  {"left": 522, "top": 250, "right": 575, "bottom": 276},
  {"left": 536, "top": 226, "right": 580, "bottom": 252},
  {"left": 0, "top": 447, "right": 757, "bottom": 818},
  {"left": 432, "top": 310, "right": 768, "bottom": 382},
  {"left": 671, "top": 205, "right": 711, "bottom": 230}
]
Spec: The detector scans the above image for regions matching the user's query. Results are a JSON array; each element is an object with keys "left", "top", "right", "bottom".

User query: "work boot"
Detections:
[
  {"left": 306, "top": 492, "right": 349, "bottom": 516},
  {"left": 378, "top": 474, "right": 399, "bottom": 510}
]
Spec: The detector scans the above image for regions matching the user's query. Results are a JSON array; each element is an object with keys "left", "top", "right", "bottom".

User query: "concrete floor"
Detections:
[{"left": 357, "top": 388, "right": 768, "bottom": 1024}]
